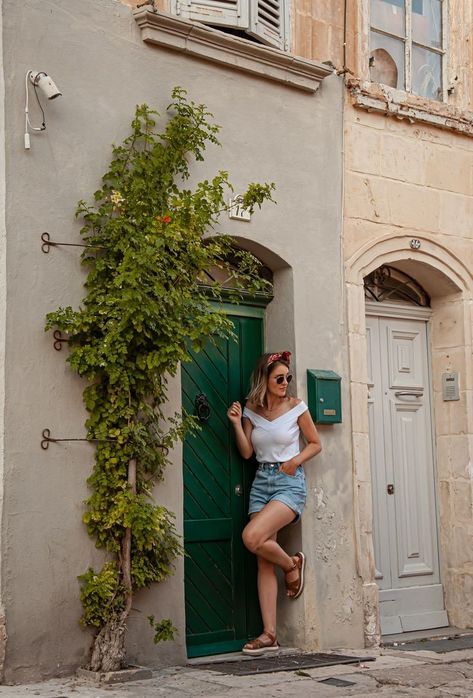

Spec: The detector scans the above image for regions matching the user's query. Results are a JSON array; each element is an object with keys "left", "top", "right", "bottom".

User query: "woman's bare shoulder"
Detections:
[
  {"left": 289, "top": 397, "right": 302, "bottom": 408},
  {"left": 245, "top": 400, "right": 257, "bottom": 412}
]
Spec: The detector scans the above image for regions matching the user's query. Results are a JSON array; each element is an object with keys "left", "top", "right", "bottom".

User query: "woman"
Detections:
[{"left": 227, "top": 351, "right": 321, "bottom": 656}]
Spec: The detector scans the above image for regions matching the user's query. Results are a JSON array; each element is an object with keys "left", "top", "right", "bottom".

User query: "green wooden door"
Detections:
[{"left": 182, "top": 305, "right": 264, "bottom": 658}]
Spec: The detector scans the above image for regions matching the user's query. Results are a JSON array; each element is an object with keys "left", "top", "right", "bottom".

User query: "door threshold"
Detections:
[
  {"left": 187, "top": 647, "right": 300, "bottom": 665},
  {"left": 382, "top": 626, "right": 473, "bottom": 646}
]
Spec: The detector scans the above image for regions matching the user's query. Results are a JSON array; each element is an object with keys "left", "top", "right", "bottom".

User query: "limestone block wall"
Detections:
[
  {"left": 292, "top": 0, "right": 344, "bottom": 66},
  {"left": 344, "top": 100, "right": 473, "bottom": 637},
  {"left": 345, "top": 109, "right": 473, "bottom": 260}
]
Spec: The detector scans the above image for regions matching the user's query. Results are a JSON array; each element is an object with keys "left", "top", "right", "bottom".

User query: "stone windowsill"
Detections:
[
  {"left": 347, "top": 78, "right": 473, "bottom": 137},
  {"left": 133, "top": 8, "right": 333, "bottom": 93}
]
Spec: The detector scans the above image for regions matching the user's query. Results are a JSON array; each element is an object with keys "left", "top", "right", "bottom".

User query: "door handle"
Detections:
[
  {"left": 235, "top": 484, "right": 243, "bottom": 496},
  {"left": 394, "top": 391, "right": 423, "bottom": 399},
  {"left": 195, "top": 393, "right": 211, "bottom": 422},
  {"left": 387, "top": 484, "right": 394, "bottom": 495}
]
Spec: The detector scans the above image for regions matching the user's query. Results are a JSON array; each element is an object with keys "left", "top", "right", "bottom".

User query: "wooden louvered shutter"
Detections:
[
  {"left": 248, "top": 0, "right": 289, "bottom": 50},
  {"left": 176, "top": 0, "right": 249, "bottom": 30}
]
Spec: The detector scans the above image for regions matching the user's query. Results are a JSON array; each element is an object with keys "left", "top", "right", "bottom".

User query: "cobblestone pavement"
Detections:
[{"left": 3, "top": 646, "right": 473, "bottom": 697}]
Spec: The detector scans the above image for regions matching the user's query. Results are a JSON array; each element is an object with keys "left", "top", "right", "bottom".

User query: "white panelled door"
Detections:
[{"left": 366, "top": 309, "right": 448, "bottom": 636}]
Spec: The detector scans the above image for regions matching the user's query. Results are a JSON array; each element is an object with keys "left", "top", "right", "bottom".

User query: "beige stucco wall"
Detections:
[
  {"left": 344, "top": 92, "right": 473, "bottom": 640},
  {"left": 1, "top": 0, "right": 363, "bottom": 682}
]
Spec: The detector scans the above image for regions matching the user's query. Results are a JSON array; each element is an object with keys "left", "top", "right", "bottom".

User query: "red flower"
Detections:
[{"left": 155, "top": 215, "right": 172, "bottom": 225}]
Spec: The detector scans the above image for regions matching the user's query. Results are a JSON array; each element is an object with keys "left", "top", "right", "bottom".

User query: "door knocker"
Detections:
[{"left": 195, "top": 393, "right": 211, "bottom": 423}]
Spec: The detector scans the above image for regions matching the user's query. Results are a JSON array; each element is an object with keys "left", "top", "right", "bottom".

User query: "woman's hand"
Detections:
[
  {"left": 227, "top": 401, "right": 242, "bottom": 424},
  {"left": 227, "top": 401, "right": 254, "bottom": 459},
  {"left": 279, "top": 458, "right": 299, "bottom": 477}
]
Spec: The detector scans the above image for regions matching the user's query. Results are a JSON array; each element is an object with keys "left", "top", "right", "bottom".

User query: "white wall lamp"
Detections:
[{"left": 24, "top": 70, "right": 62, "bottom": 150}]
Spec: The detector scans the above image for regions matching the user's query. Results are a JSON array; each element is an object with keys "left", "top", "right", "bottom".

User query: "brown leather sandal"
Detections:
[
  {"left": 242, "top": 631, "right": 279, "bottom": 656},
  {"left": 285, "top": 552, "right": 305, "bottom": 599}
]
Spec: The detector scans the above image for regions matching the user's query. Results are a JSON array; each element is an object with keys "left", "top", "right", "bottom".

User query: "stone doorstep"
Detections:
[
  {"left": 187, "top": 646, "right": 301, "bottom": 665},
  {"left": 76, "top": 665, "right": 153, "bottom": 685}
]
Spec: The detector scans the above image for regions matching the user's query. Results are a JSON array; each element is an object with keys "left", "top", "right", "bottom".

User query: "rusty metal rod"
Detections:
[
  {"left": 41, "top": 232, "right": 105, "bottom": 254},
  {"left": 41, "top": 428, "right": 115, "bottom": 450}
]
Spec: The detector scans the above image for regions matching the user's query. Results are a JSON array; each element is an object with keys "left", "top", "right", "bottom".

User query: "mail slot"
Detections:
[{"left": 307, "top": 369, "right": 342, "bottom": 424}]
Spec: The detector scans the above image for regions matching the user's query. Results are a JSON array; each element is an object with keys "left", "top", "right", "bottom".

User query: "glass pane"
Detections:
[
  {"left": 371, "top": 0, "right": 405, "bottom": 37},
  {"left": 412, "top": 45, "right": 441, "bottom": 100},
  {"left": 412, "top": 0, "right": 442, "bottom": 49},
  {"left": 370, "top": 31, "right": 405, "bottom": 89}
]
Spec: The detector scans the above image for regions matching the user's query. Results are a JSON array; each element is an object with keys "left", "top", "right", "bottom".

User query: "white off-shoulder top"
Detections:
[{"left": 242, "top": 401, "right": 308, "bottom": 463}]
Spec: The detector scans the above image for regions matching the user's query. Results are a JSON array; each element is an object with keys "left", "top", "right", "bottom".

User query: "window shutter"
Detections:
[
  {"left": 175, "top": 0, "right": 249, "bottom": 30},
  {"left": 248, "top": 0, "right": 289, "bottom": 50}
]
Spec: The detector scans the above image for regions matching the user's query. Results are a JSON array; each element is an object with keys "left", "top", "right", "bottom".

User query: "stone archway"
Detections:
[{"left": 345, "top": 234, "right": 473, "bottom": 646}]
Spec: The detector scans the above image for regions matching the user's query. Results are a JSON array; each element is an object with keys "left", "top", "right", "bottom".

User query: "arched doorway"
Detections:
[
  {"left": 364, "top": 265, "right": 448, "bottom": 635},
  {"left": 181, "top": 253, "right": 273, "bottom": 658}
]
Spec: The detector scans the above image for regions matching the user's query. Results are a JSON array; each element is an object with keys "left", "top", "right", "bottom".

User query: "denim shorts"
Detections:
[{"left": 248, "top": 462, "right": 306, "bottom": 523}]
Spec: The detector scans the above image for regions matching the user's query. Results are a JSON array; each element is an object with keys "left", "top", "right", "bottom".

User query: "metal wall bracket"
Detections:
[
  {"left": 41, "top": 232, "right": 104, "bottom": 254},
  {"left": 53, "top": 330, "right": 69, "bottom": 351},
  {"left": 41, "top": 429, "right": 169, "bottom": 455},
  {"left": 41, "top": 428, "right": 114, "bottom": 450}
]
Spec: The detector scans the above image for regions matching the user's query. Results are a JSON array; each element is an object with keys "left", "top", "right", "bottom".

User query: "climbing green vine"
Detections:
[{"left": 46, "top": 88, "right": 274, "bottom": 672}]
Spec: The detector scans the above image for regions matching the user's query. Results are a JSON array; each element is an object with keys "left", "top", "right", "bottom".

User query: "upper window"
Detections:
[
  {"left": 369, "top": 0, "right": 445, "bottom": 101},
  {"left": 172, "top": 0, "right": 290, "bottom": 51}
]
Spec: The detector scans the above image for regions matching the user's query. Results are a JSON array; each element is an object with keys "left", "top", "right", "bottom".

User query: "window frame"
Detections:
[
  {"left": 171, "top": 0, "right": 291, "bottom": 52},
  {"left": 369, "top": 0, "right": 448, "bottom": 102}
]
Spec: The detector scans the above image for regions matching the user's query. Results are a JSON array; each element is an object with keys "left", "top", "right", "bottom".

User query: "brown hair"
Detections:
[{"left": 246, "top": 353, "right": 291, "bottom": 407}]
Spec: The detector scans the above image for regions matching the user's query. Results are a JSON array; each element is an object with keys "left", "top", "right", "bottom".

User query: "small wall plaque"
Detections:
[
  {"left": 442, "top": 371, "right": 459, "bottom": 401},
  {"left": 228, "top": 196, "right": 251, "bottom": 221}
]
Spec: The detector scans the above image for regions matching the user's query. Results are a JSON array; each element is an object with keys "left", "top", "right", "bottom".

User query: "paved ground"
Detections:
[{"left": 3, "top": 645, "right": 473, "bottom": 697}]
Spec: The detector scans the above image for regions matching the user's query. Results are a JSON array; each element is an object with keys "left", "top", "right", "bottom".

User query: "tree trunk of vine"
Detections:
[
  {"left": 88, "top": 459, "right": 137, "bottom": 673},
  {"left": 88, "top": 617, "right": 127, "bottom": 672}
]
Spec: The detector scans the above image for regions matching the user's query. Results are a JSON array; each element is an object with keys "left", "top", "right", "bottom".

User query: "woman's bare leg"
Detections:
[
  {"left": 243, "top": 501, "right": 300, "bottom": 599},
  {"left": 256, "top": 541, "right": 278, "bottom": 638}
]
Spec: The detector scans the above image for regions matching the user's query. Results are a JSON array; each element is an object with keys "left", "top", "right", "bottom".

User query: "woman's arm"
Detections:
[
  {"left": 227, "top": 401, "right": 254, "bottom": 459},
  {"left": 279, "top": 410, "right": 322, "bottom": 476}
]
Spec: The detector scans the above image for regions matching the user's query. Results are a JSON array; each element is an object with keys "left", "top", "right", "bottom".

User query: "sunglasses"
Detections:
[{"left": 275, "top": 374, "right": 292, "bottom": 385}]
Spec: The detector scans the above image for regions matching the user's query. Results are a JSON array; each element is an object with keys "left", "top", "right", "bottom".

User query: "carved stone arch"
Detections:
[{"left": 346, "top": 233, "right": 473, "bottom": 298}]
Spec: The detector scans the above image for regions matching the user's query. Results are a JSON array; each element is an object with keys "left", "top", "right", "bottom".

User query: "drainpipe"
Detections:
[
  {"left": 343, "top": 0, "right": 348, "bottom": 73},
  {"left": 337, "top": 0, "right": 354, "bottom": 77}
]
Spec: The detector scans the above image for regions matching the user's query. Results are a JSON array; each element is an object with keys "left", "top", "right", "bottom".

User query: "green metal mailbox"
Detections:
[{"left": 307, "top": 369, "right": 342, "bottom": 424}]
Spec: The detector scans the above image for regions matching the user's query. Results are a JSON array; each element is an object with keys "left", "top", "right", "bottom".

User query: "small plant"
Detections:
[{"left": 46, "top": 88, "right": 274, "bottom": 672}]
